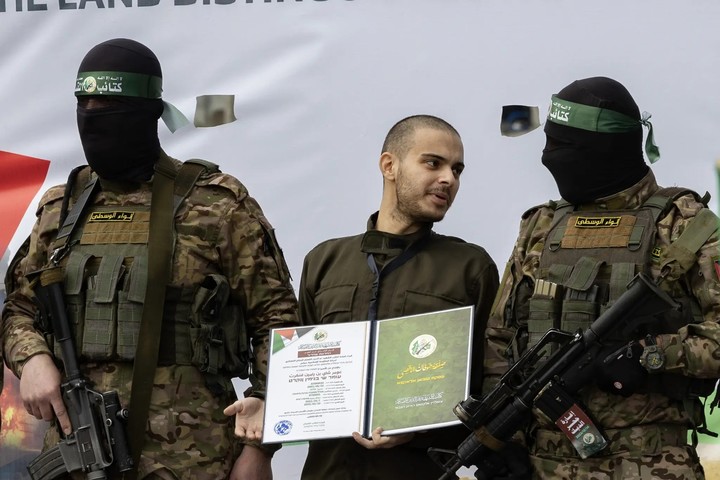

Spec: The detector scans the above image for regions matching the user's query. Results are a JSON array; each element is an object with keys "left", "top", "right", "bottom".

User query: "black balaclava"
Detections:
[
  {"left": 76, "top": 38, "right": 164, "bottom": 183},
  {"left": 541, "top": 76, "right": 649, "bottom": 204}
]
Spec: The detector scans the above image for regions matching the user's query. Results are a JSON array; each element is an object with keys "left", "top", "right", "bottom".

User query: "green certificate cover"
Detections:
[{"left": 369, "top": 306, "right": 473, "bottom": 435}]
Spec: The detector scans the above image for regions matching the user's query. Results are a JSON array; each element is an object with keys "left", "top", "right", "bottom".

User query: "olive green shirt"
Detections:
[{"left": 299, "top": 213, "right": 499, "bottom": 480}]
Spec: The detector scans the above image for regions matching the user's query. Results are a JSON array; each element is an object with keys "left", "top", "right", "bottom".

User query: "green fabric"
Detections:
[
  {"left": 547, "top": 95, "right": 660, "bottom": 163},
  {"left": 700, "top": 394, "right": 720, "bottom": 444},
  {"left": 74, "top": 71, "right": 190, "bottom": 133},
  {"left": 161, "top": 100, "right": 191, "bottom": 133},
  {"left": 548, "top": 95, "right": 640, "bottom": 133},
  {"left": 75, "top": 70, "right": 162, "bottom": 98}
]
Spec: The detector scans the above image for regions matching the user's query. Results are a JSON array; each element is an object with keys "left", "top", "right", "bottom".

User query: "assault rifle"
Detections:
[
  {"left": 27, "top": 266, "right": 133, "bottom": 480},
  {"left": 428, "top": 272, "right": 679, "bottom": 480}
]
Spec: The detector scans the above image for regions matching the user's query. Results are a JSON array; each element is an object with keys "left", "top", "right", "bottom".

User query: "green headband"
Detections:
[
  {"left": 547, "top": 95, "right": 660, "bottom": 163},
  {"left": 75, "top": 71, "right": 163, "bottom": 98},
  {"left": 74, "top": 70, "right": 190, "bottom": 133}
]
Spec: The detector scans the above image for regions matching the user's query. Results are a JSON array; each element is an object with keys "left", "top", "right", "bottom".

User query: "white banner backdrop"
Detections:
[{"left": 1, "top": 1, "right": 719, "bottom": 479}]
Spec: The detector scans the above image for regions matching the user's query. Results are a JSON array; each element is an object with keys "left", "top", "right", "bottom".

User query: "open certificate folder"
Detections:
[{"left": 262, "top": 306, "right": 474, "bottom": 444}]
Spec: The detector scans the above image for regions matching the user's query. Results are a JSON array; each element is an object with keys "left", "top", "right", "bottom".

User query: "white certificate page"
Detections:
[{"left": 263, "top": 322, "right": 371, "bottom": 443}]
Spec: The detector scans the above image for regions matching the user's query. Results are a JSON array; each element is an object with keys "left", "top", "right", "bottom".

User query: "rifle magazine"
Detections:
[{"left": 27, "top": 445, "right": 68, "bottom": 480}]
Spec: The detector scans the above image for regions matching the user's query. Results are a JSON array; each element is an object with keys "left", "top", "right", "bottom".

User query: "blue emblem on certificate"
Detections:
[{"left": 274, "top": 420, "right": 293, "bottom": 436}]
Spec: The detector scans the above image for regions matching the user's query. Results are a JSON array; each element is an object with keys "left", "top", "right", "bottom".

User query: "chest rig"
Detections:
[
  {"left": 527, "top": 203, "right": 658, "bottom": 347},
  {"left": 42, "top": 159, "right": 250, "bottom": 386},
  {"left": 524, "top": 188, "right": 717, "bottom": 403},
  {"left": 60, "top": 204, "right": 151, "bottom": 360},
  {"left": 527, "top": 188, "right": 713, "bottom": 348}
]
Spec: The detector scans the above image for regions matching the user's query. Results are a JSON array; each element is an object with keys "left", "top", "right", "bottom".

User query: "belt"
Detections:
[{"left": 530, "top": 424, "right": 688, "bottom": 459}]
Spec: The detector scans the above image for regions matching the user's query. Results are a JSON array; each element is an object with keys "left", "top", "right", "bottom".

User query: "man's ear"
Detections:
[{"left": 379, "top": 152, "right": 396, "bottom": 181}]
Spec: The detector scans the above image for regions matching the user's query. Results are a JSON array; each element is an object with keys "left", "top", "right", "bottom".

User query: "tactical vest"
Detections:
[
  {"left": 41, "top": 160, "right": 250, "bottom": 391},
  {"left": 521, "top": 187, "right": 718, "bottom": 404}
]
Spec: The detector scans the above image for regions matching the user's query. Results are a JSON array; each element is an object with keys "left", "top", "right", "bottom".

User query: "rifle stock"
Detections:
[{"left": 429, "top": 272, "right": 679, "bottom": 479}]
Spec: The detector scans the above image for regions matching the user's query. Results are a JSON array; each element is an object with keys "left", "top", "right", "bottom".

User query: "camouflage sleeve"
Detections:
[
  {"left": 215, "top": 187, "right": 299, "bottom": 395},
  {"left": 469, "top": 257, "right": 499, "bottom": 393},
  {"left": 2, "top": 185, "right": 65, "bottom": 378},
  {"left": 653, "top": 195, "right": 720, "bottom": 378},
  {"left": 482, "top": 204, "right": 554, "bottom": 395},
  {"left": 483, "top": 259, "right": 520, "bottom": 395}
]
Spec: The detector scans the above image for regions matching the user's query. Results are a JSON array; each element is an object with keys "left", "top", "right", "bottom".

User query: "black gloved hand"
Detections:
[
  {"left": 474, "top": 442, "right": 531, "bottom": 480},
  {"left": 594, "top": 342, "right": 647, "bottom": 397}
]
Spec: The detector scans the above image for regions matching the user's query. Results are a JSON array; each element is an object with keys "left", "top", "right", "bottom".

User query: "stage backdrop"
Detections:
[{"left": 1, "top": 1, "right": 719, "bottom": 479}]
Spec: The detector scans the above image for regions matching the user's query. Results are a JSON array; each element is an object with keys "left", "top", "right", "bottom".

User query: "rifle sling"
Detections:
[
  {"left": 125, "top": 156, "right": 177, "bottom": 478},
  {"left": 125, "top": 157, "right": 209, "bottom": 479},
  {"left": 53, "top": 175, "right": 100, "bottom": 254}
]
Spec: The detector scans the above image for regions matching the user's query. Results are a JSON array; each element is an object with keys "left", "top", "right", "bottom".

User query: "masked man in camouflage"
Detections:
[
  {"left": 297, "top": 114, "right": 500, "bottom": 480},
  {"left": 483, "top": 76, "right": 720, "bottom": 479},
  {"left": 2, "top": 38, "right": 298, "bottom": 480}
]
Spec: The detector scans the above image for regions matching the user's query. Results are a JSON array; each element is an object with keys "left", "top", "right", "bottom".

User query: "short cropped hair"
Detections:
[{"left": 381, "top": 115, "right": 460, "bottom": 158}]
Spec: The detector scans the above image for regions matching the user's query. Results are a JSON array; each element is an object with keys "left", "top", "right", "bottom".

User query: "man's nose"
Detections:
[{"left": 438, "top": 166, "right": 456, "bottom": 185}]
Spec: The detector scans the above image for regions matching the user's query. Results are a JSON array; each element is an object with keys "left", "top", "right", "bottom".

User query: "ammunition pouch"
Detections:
[
  {"left": 527, "top": 295, "right": 559, "bottom": 349},
  {"left": 46, "top": 250, "right": 147, "bottom": 362},
  {"left": 560, "top": 286, "right": 600, "bottom": 335},
  {"left": 190, "top": 274, "right": 251, "bottom": 394}
]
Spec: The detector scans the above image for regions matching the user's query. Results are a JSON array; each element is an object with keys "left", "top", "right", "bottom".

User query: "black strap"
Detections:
[
  {"left": 365, "top": 233, "right": 430, "bottom": 321},
  {"left": 58, "top": 165, "right": 89, "bottom": 227},
  {"left": 361, "top": 233, "right": 429, "bottom": 436},
  {"left": 51, "top": 176, "right": 100, "bottom": 261}
]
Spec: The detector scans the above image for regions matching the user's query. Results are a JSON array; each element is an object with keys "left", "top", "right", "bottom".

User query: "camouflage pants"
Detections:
[
  {"left": 43, "top": 366, "right": 241, "bottom": 480},
  {"left": 529, "top": 425, "right": 705, "bottom": 480},
  {"left": 65, "top": 471, "right": 188, "bottom": 480}
]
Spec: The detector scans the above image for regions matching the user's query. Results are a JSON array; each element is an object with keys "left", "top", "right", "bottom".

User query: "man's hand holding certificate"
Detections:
[{"left": 262, "top": 306, "right": 474, "bottom": 444}]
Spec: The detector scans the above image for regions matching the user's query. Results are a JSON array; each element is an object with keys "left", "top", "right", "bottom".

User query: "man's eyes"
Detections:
[{"left": 425, "top": 160, "right": 463, "bottom": 176}]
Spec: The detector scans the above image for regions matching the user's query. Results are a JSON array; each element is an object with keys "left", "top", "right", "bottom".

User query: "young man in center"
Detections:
[{"left": 298, "top": 114, "right": 499, "bottom": 480}]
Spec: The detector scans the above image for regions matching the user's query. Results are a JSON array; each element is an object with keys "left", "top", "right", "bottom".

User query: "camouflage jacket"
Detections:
[
  {"left": 299, "top": 213, "right": 499, "bottom": 480},
  {"left": 2, "top": 152, "right": 299, "bottom": 478},
  {"left": 484, "top": 169, "right": 720, "bottom": 436}
]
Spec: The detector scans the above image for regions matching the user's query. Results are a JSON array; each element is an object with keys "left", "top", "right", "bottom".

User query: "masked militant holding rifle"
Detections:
[
  {"left": 2, "top": 39, "right": 298, "bottom": 480},
  {"left": 441, "top": 77, "right": 720, "bottom": 479}
]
